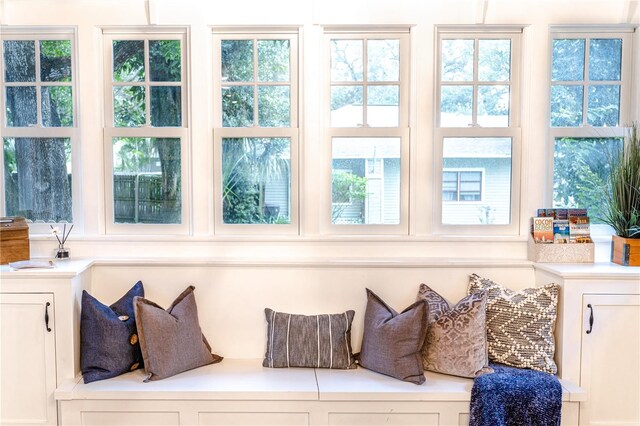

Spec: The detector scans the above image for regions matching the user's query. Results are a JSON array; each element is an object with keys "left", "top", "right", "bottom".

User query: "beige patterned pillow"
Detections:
[
  {"left": 468, "top": 274, "right": 559, "bottom": 374},
  {"left": 417, "top": 284, "right": 492, "bottom": 378}
]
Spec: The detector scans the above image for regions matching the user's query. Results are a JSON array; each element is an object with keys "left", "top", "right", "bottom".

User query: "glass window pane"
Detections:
[
  {"left": 553, "top": 137, "right": 622, "bottom": 223},
  {"left": 331, "top": 85, "right": 363, "bottom": 127},
  {"left": 587, "top": 85, "right": 620, "bottom": 127},
  {"left": 589, "top": 38, "right": 622, "bottom": 81},
  {"left": 442, "top": 138, "right": 511, "bottom": 225},
  {"left": 149, "top": 40, "right": 181, "bottom": 82},
  {"left": 332, "top": 137, "right": 400, "bottom": 225},
  {"left": 478, "top": 85, "right": 509, "bottom": 127},
  {"left": 5, "top": 86, "right": 37, "bottom": 127},
  {"left": 40, "top": 40, "right": 72, "bottom": 82},
  {"left": 258, "top": 85, "right": 290, "bottom": 127},
  {"left": 3, "top": 40, "right": 35, "bottom": 82},
  {"left": 221, "top": 40, "right": 253, "bottom": 82},
  {"left": 441, "top": 39, "right": 474, "bottom": 82},
  {"left": 367, "top": 39, "right": 400, "bottom": 82},
  {"left": 440, "top": 85, "right": 473, "bottom": 127},
  {"left": 550, "top": 85, "right": 583, "bottom": 127},
  {"left": 331, "top": 39, "right": 363, "bottom": 82},
  {"left": 42, "top": 86, "right": 73, "bottom": 127},
  {"left": 478, "top": 39, "right": 510, "bottom": 82},
  {"left": 222, "top": 137, "right": 291, "bottom": 224},
  {"left": 112, "top": 137, "right": 181, "bottom": 224},
  {"left": 552, "top": 39, "right": 585, "bottom": 81},
  {"left": 3, "top": 137, "right": 72, "bottom": 222},
  {"left": 367, "top": 85, "right": 398, "bottom": 127},
  {"left": 258, "top": 39, "right": 290, "bottom": 82},
  {"left": 222, "top": 85, "right": 253, "bottom": 127},
  {"left": 150, "top": 86, "right": 181, "bottom": 127},
  {"left": 113, "top": 40, "right": 145, "bottom": 82},
  {"left": 113, "top": 86, "right": 145, "bottom": 127}
]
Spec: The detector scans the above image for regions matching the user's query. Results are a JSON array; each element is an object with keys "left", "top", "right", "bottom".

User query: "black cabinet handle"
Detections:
[
  {"left": 45, "top": 302, "right": 52, "bottom": 332},
  {"left": 586, "top": 303, "right": 593, "bottom": 334}
]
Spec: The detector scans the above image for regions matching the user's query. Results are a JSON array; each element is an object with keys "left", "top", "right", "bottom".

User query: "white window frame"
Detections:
[
  {"left": 0, "top": 27, "right": 80, "bottom": 234},
  {"left": 442, "top": 168, "right": 485, "bottom": 203},
  {"left": 322, "top": 27, "right": 410, "bottom": 235},
  {"left": 212, "top": 28, "right": 299, "bottom": 235},
  {"left": 103, "top": 28, "right": 190, "bottom": 235},
  {"left": 434, "top": 27, "right": 522, "bottom": 236},
  {"left": 548, "top": 27, "right": 634, "bottom": 237}
]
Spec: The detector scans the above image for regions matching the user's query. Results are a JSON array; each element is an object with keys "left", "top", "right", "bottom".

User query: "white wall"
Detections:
[
  {"left": 90, "top": 260, "right": 535, "bottom": 358},
  {"left": 1, "top": 0, "right": 638, "bottom": 261}
]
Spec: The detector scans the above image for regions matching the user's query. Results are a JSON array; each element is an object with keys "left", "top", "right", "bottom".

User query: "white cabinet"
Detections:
[
  {"left": 535, "top": 263, "right": 640, "bottom": 426},
  {"left": 580, "top": 294, "right": 640, "bottom": 426},
  {"left": 0, "top": 293, "right": 57, "bottom": 426}
]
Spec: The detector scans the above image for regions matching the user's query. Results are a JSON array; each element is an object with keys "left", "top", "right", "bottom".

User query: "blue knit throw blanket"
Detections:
[{"left": 470, "top": 363, "right": 562, "bottom": 426}]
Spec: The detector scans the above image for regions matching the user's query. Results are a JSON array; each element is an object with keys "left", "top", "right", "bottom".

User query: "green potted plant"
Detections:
[{"left": 602, "top": 122, "right": 640, "bottom": 266}]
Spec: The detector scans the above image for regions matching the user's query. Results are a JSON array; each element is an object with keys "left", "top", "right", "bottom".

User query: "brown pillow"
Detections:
[
  {"left": 468, "top": 274, "right": 559, "bottom": 374},
  {"left": 358, "top": 289, "right": 427, "bottom": 384},
  {"left": 417, "top": 284, "right": 492, "bottom": 378},
  {"left": 263, "top": 308, "right": 356, "bottom": 369},
  {"left": 134, "top": 286, "right": 222, "bottom": 381}
]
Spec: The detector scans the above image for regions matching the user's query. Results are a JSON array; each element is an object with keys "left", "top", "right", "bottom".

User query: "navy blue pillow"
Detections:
[{"left": 80, "top": 281, "right": 144, "bottom": 383}]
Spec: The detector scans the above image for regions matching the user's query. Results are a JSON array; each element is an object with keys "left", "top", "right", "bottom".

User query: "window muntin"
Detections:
[
  {"left": 324, "top": 30, "right": 409, "bottom": 234},
  {"left": 439, "top": 37, "right": 512, "bottom": 128},
  {"left": 111, "top": 39, "right": 183, "bottom": 128},
  {"left": 435, "top": 29, "right": 521, "bottom": 234},
  {"left": 1, "top": 32, "right": 76, "bottom": 226},
  {"left": 549, "top": 30, "right": 632, "bottom": 234},
  {"left": 213, "top": 31, "right": 298, "bottom": 233},
  {"left": 330, "top": 38, "right": 400, "bottom": 128},
  {"left": 551, "top": 37, "right": 623, "bottom": 127},
  {"left": 221, "top": 38, "right": 292, "bottom": 128},
  {"left": 104, "top": 30, "right": 188, "bottom": 233}
]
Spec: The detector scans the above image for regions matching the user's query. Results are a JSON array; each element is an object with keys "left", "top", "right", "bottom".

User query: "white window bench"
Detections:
[
  {"left": 3, "top": 257, "right": 637, "bottom": 426},
  {"left": 55, "top": 358, "right": 585, "bottom": 426}
]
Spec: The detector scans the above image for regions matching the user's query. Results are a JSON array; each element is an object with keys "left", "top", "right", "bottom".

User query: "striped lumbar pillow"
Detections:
[{"left": 263, "top": 308, "right": 357, "bottom": 369}]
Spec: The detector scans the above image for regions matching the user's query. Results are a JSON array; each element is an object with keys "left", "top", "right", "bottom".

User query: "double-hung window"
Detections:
[
  {"left": 212, "top": 29, "right": 299, "bottom": 234},
  {"left": 103, "top": 29, "right": 189, "bottom": 234},
  {"left": 1, "top": 28, "right": 77, "bottom": 231},
  {"left": 325, "top": 28, "right": 409, "bottom": 234},
  {"left": 550, "top": 28, "right": 633, "bottom": 228},
  {"left": 435, "top": 28, "right": 521, "bottom": 234}
]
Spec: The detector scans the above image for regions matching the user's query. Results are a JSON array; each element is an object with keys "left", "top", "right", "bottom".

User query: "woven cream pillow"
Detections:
[
  {"left": 468, "top": 274, "right": 559, "bottom": 374},
  {"left": 417, "top": 284, "right": 492, "bottom": 378}
]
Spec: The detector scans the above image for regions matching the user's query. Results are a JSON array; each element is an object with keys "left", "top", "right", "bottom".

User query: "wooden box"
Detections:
[
  {"left": 1, "top": 217, "right": 30, "bottom": 264},
  {"left": 611, "top": 235, "right": 640, "bottom": 266},
  {"left": 528, "top": 235, "right": 594, "bottom": 263}
]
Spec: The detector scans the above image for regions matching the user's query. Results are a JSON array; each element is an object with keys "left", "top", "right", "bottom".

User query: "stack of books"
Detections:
[{"left": 532, "top": 208, "right": 592, "bottom": 244}]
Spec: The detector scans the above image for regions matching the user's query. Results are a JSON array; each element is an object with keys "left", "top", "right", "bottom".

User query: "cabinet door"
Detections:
[
  {"left": 580, "top": 294, "right": 640, "bottom": 426},
  {"left": 1, "top": 293, "right": 56, "bottom": 425}
]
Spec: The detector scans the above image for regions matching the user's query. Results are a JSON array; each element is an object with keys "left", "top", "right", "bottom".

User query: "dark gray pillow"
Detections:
[
  {"left": 417, "top": 284, "right": 492, "bottom": 378},
  {"left": 80, "top": 281, "right": 144, "bottom": 383},
  {"left": 134, "top": 286, "right": 222, "bottom": 381},
  {"left": 263, "top": 308, "right": 357, "bottom": 369},
  {"left": 358, "top": 289, "right": 428, "bottom": 384}
]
